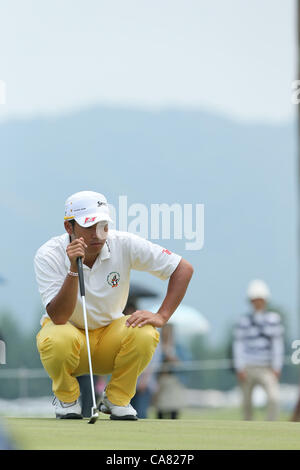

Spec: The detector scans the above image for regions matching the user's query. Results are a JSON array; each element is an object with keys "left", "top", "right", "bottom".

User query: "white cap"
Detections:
[
  {"left": 247, "top": 279, "right": 270, "bottom": 301},
  {"left": 64, "top": 191, "right": 112, "bottom": 227}
]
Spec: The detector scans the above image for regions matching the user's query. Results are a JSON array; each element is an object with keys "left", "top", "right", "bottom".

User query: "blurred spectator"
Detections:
[
  {"left": 232, "top": 280, "right": 284, "bottom": 421},
  {"left": 95, "top": 376, "right": 107, "bottom": 399},
  {"left": 291, "top": 396, "right": 300, "bottom": 421},
  {"left": 77, "top": 375, "right": 98, "bottom": 418},
  {"left": 0, "top": 419, "right": 17, "bottom": 450},
  {"left": 153, "top": 323, "right": 185, "bottom": 419},
  {"left": 123, "top": 301, "right": 137, "bottom": 316},
  {"left": 123, "top": 299, "right": 189, "bottom": 419},
  {"left": 131, "top": 346, "right": 161, "bottom": 418},
  {"left": 79, "top": 375, "right": 108, "bottom": 417}
]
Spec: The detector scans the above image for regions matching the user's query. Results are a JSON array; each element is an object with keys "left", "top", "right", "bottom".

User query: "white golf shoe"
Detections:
[
  {"left": 53, "top": 396, "right": 83, "bottom": 419},
  {"left": 99, "top": 391, "right": 138, "bottom": 420}
]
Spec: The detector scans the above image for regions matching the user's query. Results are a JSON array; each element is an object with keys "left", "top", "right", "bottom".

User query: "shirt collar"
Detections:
[
  {"left": 251, "top": 310, "right": 265, "bottom": 323},
  {"left": 100, "top": 240, "right": 111, "bottom": 261}
]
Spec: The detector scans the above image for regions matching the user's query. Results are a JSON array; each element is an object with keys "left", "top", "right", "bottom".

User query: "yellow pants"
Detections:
[{"left": 36, "top": 315, "right": 160, "bottom": 406}]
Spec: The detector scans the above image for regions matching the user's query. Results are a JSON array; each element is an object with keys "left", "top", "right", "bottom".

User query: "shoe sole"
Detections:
[
  {"left": 56, "top": 414, "right": 83, "bottom": 419},
  {"left": 110, "top": 414, "right": 138, "bottom": 421},
  {"left": 99, "top": 404, "right": 138, "bottom": 420}
]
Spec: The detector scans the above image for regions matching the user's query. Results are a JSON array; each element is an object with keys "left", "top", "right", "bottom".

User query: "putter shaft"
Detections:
[{"left": 77, "top": 257, "right": 99, "bottom": 423}]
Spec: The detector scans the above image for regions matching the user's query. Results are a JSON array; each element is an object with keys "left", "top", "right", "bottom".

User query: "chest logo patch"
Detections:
[{"left": 107, "top": 272, "right": 120, "bottom": 288}]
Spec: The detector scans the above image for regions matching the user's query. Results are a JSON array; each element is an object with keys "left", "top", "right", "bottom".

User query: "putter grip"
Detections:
[{"left": 76, "top": 257, "right": 85, "bottom": 296}]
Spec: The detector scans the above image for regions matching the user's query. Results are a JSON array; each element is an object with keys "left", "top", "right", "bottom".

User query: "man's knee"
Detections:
[
  {"left": 128, "top": 325, "right": 160, "bottom": 356},
  {"left": 267, "top": 387, "right": 279, "bottom": 405}
]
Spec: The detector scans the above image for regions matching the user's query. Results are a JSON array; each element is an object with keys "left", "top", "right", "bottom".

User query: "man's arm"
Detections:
[
  {"left": 46, "top": 237, "right": 87, "bottom": 325},
  {"left": 271, "top": 334, "right": 284, "bottom": 378},
  {"left": 125, "top": 258, "right": 194, "bottom": 328},
  {"left": 232, "top": 319, "right": 248, "bottom": 381},
  {"left": 233, "top": 336, "right": 247, "bottom": 381},
  {"left": 46, "top": 274, "right": 79, "bottom": 325}
]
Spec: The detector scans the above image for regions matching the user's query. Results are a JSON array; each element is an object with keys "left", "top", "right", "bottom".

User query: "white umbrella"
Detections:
[
  {"left": 146, "top": 302, "right": 210, "bottom": 337},
  {"left": 168, "top": 304, "right": 210, "bottom": 336}
]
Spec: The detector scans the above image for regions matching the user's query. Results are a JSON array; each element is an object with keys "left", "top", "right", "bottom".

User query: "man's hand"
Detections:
[
  {"left": 66, "top": 237, "right": 87, "bottom": 270},
  {"left": 236, "top": 370, "right": 247, "bottom": 382},
  {"left": 125, "top": 310, "right": 165, "bottom": 329},
  {"left": 272, "top": 369, "right": 281, "bottom": 380}
]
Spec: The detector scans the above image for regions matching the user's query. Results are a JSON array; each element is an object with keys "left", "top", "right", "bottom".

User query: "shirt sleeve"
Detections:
[
  {"left": 266, "top": 313, "right": 285, "bottom": 372},
  {"left": 126, "top": 233, "right": 182, "bottom": 280},
  {"left": 271, "top": 335, "right": 284, "bottom": 372},
  {"left": 34, "top": 250, "right": 66, "bottom": 308}
]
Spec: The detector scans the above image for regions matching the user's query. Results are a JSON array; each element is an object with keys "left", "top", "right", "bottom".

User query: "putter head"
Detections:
[{"left": 88, "top": 406, "right": 99, "bottom": 424}]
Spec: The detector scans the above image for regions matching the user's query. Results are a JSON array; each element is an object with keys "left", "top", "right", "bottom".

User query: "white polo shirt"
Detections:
[{"left": 34, "top": 230, "right": 182, "bottom": 330}]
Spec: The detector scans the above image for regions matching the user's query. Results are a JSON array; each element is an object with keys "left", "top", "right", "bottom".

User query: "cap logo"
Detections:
[{"left": 84, "top": 217, "right": 96, "bottom": 225}]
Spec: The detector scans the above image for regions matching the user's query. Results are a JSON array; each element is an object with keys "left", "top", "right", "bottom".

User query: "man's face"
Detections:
[
  {"left": 251, "top": 298, "right": 266, "bottom": 312},
  {"left": 64, "top": 220, "right": 108, "bottom": 257}
]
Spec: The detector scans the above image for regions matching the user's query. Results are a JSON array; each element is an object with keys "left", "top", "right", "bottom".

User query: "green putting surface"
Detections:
[{"left": 4, "top": 416, "right": 300, "bottom": 450}]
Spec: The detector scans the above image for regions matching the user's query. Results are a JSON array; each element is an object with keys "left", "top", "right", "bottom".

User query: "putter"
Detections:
[{"left": 77, "top": 257, "right": 99, "bottom": 424}]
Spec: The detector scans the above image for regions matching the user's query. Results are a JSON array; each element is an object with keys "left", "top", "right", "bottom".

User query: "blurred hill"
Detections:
[{"left": 0, "top": 106, "right": 297, "bottom": 344}]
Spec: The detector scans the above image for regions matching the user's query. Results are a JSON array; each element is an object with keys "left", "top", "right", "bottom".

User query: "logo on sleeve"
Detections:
[
  {"left": 107, "top": 272, "right": 120, "bottom": 288},
  {"left": 162, "top": 249, "right": 172, "bottom": 255}
]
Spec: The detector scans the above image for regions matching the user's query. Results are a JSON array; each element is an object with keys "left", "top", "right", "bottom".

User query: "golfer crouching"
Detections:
[{"left": 34, "top": 191, "right": 193, "bottom": 420}]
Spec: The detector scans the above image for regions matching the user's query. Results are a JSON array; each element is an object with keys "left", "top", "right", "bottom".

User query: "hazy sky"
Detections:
[{"left": 0, "top": 0, "right": 297, "bottom": 122}]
